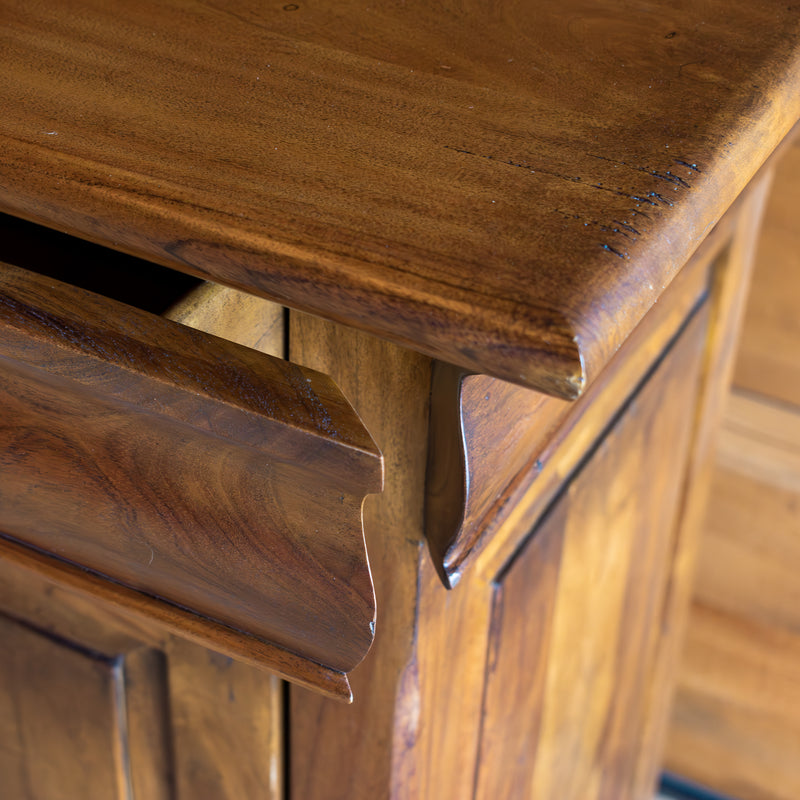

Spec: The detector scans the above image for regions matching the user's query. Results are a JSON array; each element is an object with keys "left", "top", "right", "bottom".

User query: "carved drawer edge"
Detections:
[
  {"left": 0, "top": 535, "right": 355, "bottom": 701},
  {"left": 0, "top": 263, "right": 383, "bottom": 701}
]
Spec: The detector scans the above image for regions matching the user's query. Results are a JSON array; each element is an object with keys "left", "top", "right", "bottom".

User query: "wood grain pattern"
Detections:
[
  {"left": 430, "top": 165, "right": 775, "bottom": 587},
  {"left": 2, "top": 0, "right": 799, "bottom": 396},
  {"left": 0, "top": 263, "right": 382, "bottom": 694},
  {"left": 471, "top": 512, "right": 565, "bottom": 800},
  {"left": 283, "top": 314, "right": 499, "bottom": 800},
  {"left": 410, "top": 311, "right": 712, "bottom": 800},
  {"left": 661, "top": 135, "right": 800, "bottom": 800},
  {"left": 426, "top": 187, "right": 727, "bottom": 585},
  {"left": 0, "top": 210, "right": 200, "bottom": 314},
  {"left": 0, "top": 549, "right": 284, "bottom": 800},
  {"left": 0, "top": 533, "right": 350, "bottom": 701}
]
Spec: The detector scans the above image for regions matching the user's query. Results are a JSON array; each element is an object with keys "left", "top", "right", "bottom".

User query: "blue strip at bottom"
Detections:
[{"left": 659, "top": 772, "right": 740, "bottom": 800}]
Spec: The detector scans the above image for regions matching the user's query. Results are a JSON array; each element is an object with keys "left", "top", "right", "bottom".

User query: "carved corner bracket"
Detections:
[{"left": 425, "top": 362, "right": 568, "bottom": 588}]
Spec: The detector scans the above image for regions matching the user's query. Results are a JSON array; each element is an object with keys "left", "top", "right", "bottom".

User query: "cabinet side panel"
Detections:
[{"left": 476, "top": 308, "right": 707, "bottom": 800}]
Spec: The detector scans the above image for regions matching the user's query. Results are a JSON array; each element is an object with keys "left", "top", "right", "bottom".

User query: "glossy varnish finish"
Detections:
[
  {"left": 2, "top": 0, "right": 800, "bottom": 395},
  {"left": 0, "top": 263, "right": 381, "bottom": 697}
]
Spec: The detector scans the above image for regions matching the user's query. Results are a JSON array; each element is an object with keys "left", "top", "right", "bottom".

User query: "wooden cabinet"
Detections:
[
  {"left": 285, "top": 171, "right": 771, "bottom": 800},
  {"left": 0, "top": 165, "right": 777, "bottom": 800},
  {"left": 0, "top": 215, "right": 755, "bottom": 798},
  {"left": 1, "top": 2, "right": 799, "bottom": 798}
]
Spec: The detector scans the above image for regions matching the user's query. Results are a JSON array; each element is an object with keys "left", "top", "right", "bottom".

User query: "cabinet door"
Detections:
[
  {"left": 474, "top": 307, "right": 708, "bottom": 800},
  {"left": 0, "top": 614, "right": 168, "bottom": 800},
  {"left": 0, "top": 563, "right": 283, "bottom": 800}
]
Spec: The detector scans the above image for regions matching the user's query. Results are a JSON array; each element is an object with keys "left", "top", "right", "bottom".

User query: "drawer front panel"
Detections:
[{"left": 0, "top": 263, "right": 382, "bottom": 699}]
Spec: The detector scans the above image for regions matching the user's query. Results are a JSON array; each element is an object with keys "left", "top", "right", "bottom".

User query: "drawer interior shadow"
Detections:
[{"left": 0, "top": 211, "right": 201, "bottom": 313}]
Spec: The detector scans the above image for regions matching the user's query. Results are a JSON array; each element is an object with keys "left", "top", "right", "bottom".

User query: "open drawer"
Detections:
[{"left": 0, "top": 216, "right": 382, "bottom": 701}]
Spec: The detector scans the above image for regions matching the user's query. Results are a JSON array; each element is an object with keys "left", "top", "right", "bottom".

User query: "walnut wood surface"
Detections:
[
  {"left": 2, "top": 0, "right": 799, "bottom": 397},
  {"left": 0, "top": 263, "right": 382, "bottom": 694}
]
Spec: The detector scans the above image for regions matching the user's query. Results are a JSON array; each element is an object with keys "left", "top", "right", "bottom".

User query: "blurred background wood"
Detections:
[
  {"left": 733, "top": 138, "right": 800, "bottom": 407},
  {"left": 665, "top": 134, "right": 800, "bottom": 800}
]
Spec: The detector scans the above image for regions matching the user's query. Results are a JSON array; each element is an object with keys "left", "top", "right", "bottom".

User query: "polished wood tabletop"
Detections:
[{"left": 2, "top": 0, "right": 799, "bottom": 396}]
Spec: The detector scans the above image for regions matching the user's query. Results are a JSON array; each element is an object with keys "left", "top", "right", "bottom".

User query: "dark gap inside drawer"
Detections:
[{"left": 0, "top": 211, "right": 202, "bottom": 314}]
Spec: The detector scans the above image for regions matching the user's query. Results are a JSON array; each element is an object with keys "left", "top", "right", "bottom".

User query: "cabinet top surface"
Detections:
[{"left": 2, "top": 0, "right": 799, "bottom": 397}]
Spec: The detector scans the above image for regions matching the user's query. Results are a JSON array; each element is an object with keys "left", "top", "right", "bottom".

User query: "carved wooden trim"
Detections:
[{"left": 0, "top": 264, "right": 383, "bottom": 699}]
